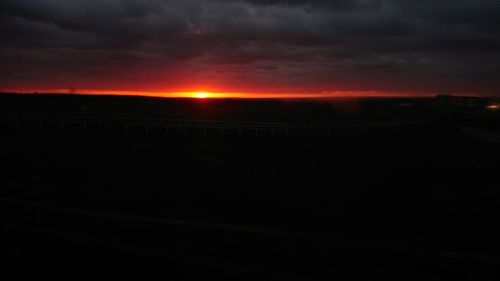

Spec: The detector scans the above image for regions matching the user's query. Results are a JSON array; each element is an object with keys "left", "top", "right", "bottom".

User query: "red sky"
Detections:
[{"left": 1, "top": 0, "right": 500, "bottom": 98}]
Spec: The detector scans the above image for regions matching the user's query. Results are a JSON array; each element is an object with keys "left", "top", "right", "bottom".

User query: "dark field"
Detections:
[{"left": 1, "top": 93, "right": 500, "bottom": 280}]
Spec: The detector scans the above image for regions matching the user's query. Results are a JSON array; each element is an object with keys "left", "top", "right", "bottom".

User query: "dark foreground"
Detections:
[{"left": 1, "top": 94, "right": 500, "bottom": 280}]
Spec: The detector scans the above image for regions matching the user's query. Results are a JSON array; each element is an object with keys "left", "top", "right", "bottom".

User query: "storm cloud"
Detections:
[{"left": 1, "top": 0, "right": 499, "bottom": 95}]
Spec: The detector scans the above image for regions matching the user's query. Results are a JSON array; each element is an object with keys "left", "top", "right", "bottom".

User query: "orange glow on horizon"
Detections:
[{"left": 0, "top": 88, "right": 443, "bottom": 99}]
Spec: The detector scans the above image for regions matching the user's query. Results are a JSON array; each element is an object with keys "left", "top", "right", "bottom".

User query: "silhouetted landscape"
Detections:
[
  {"left": 2, "top": 0, "right": 500, "bottom": 279},
  {"left": 1, "top": 93, "right": 500, "bottom": 280}
]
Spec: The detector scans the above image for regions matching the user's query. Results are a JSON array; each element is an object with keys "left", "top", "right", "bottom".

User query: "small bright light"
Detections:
[
  {"left": 486, "top": 104, "right": 499, "bottom": 110},
  {"left": 195, "top": 92, "right": 209, "bottom": 99}
]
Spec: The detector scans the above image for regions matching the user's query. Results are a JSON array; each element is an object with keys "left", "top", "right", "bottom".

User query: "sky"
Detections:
[{"left": 1, "top": 0, "right": 500, "bottom": 97}]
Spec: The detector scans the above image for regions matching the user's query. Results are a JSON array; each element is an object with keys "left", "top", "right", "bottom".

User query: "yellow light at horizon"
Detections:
[
  {"left": 486, "top": 104, "right": 499, "bottom": 110},
  {"left": 194, "top": 92, "right": 210, "bottom": 99}
]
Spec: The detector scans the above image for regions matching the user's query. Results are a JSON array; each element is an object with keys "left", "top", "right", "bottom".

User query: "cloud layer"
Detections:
[{"left": 1, "top": 0, "right": 499, "bottom": 95}]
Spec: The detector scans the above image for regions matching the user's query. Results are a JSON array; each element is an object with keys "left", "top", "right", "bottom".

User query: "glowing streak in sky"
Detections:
[{"left": 0, "top": 88, "right": 443, "bottom": 99}]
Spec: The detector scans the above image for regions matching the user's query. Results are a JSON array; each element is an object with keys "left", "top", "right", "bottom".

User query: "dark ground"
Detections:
[{"left": 1, "top": 93, "right": 500, "bottom": 280}]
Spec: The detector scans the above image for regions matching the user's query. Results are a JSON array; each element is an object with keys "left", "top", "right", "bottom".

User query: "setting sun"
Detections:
[{"left": 194, "top": 92, "right": 210, "bottom": 99}]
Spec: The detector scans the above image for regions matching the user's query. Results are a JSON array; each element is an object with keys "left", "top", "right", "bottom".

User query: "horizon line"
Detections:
[{"left": 0, "top": 89, "right": 494, "bottom": 99}]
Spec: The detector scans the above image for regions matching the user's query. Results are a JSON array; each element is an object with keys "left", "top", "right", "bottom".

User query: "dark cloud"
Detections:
[{"left": 1, "top": 0, "right": 499, "bottom": 95}]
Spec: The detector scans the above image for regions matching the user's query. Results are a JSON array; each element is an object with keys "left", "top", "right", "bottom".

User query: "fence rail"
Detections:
[{"left": 0, "top": 112, "right": 427, "bottom": 137}]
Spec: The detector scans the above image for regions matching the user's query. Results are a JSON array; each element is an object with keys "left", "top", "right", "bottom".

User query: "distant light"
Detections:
[{"left": 486, "top": 104, "right": 499, "bottom": 110}]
